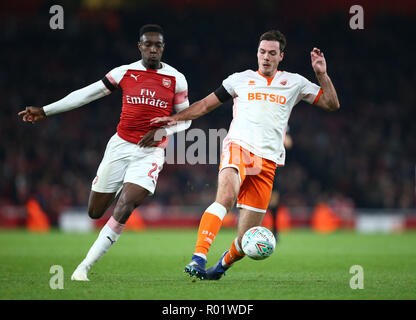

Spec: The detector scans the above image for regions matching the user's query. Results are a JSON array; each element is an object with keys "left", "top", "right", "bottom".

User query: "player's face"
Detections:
[
  {"left": 138, "top": 32, "right": 165, "bottom": 69},
  {"left": 257, "top": 40, "right": 284, "bottom": 77}
]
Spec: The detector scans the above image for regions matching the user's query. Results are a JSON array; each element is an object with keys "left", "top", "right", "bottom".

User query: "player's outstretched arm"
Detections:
[
  {"left": 151, "top": 92, "right": 222, "bottom": 126},
  {"left": 310, "top": 48, "right": 340, "bottom": 111},
  {"left": 17, "top": 80, "right": 112, "bottom": 123}
]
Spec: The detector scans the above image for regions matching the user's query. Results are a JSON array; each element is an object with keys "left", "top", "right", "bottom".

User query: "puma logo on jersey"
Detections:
[
  {"left": 248, "top": 80, "right": 256, "bottom": 85},
  {"left": 130, "top": 74, "right": 140, "bottom": 81},
  {"left": 280, "top": 79, "right": 288, "bottom": 85}
]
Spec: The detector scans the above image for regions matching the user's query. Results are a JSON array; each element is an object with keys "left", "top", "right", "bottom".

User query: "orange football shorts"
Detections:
[{"left": 219, "top": 142, "right": 277, "bottom": 213}]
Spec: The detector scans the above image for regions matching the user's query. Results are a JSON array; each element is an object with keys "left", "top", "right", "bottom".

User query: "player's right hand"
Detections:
[
  {"left": 150, "top": 116, "right": 177, "bottom": 126},
  {"left": 18, "top": 106, "right": 46, "bottom": 124}
]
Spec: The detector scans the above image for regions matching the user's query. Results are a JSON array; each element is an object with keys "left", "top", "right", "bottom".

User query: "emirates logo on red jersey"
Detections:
[{"left": 162, "top": 78, "right": 171, "bottom": 88}]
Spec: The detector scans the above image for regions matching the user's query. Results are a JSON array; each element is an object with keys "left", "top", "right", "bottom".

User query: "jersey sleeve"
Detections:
[
  {"left": 43, "top": 80, "right": 111, "bottom": 116},
  {"left": 102, "top": 65, "right": 128, "bottom": 91},
  {"left": 222, "top": 73, "right": 239, "bottom": 98},
  {"left": 173, "top": 72, "right": 189, "bottom": 112},
  {"left": 164, "top": 72, "right": 191, "bottom": 136},
  {"left": 296, "top": 75, "right": 322, "bottom": 105}
]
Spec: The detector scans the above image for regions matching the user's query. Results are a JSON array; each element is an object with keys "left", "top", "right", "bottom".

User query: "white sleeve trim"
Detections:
[
  {"left": 42, "top": 80, "right": 111, "bottom": 116},
  {"left": 164, "top": 99, "right": 191, "bottom": 136},
  {"left": 174, "top": 101, "right": 189, "bottom": 113},
  {"left": 222, "top": 73, "right": 238, "bottom": 98},
  {"left": 163, "top": 120, "right": 192, "bottom": 136}
]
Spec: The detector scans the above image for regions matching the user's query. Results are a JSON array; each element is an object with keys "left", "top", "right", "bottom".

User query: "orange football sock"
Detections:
[
  {"left": 195, "top": 212, "right": 223, "bottom": 257},
  {"left": 223, "top": 238, "right": 245, "bottom": 266}
]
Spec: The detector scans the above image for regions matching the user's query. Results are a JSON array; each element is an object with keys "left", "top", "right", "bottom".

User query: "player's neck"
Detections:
[
  {"left": 257, "top": 69, "right": 277, "bottom": 79},
  {"left": 141, "top": 60, "right": 163, "bottom": 70}
]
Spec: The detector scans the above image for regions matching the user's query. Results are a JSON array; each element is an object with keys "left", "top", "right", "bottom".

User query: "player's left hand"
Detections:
[
  {"left": 18, "top": 106, "right": 46, "bottom": 124},
  {"left": 311, "top": 48, "right": 327, "bottom": 75},
  {"left": 138, "top": 128, "right": 167, "bottom": 148},
  {"left": 150, "top": 116, "right": 177, "bottom": 126}
]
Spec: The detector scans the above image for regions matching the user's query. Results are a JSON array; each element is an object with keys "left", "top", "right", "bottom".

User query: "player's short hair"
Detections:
[
  {"left": 139, "top": 24, "right": 164, "bottom": 41},
  {"left": 259, "top": 30, "right": 286, "bottom": 52}
]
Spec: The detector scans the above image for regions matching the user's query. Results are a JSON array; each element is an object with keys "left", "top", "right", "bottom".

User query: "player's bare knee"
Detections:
[
  {"left": 216, "top": 193, "right": 236, "bottom": 212},
  {"left": 87, "top": 192, "right": 115, "bottom": 219},
  {"left": 216, "top": 195, "right": 230, "bottom": 208},
  {"left": 87, "top": 206, "right": 104, "bottom": 219}
]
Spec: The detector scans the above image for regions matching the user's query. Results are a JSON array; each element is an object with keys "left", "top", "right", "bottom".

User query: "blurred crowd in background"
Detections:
[{"left": 0, "top": 1, "right": 415, "bottom": 224}]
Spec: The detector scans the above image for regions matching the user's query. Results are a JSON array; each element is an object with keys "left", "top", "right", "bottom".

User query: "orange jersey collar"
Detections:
[{"left": 257, "top": 70, "right": 278, "bottom": 86}]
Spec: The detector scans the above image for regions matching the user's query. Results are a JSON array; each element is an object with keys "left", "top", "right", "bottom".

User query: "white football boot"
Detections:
[{"left": 71, "top": 264, "right": 91, "bottom": 281}]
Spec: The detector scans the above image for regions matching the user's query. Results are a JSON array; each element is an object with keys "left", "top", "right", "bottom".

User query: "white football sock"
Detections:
[{"left": 80, "top": 216, "right": 125, "bottom": 268}]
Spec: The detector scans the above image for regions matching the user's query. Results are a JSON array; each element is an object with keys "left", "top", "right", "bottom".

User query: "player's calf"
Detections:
[
  {"left": 112, "top": 183, "right": 149, "bottom": 223},
  {"left": 71, "top": 216, "right": 125, "bottom": 281}
]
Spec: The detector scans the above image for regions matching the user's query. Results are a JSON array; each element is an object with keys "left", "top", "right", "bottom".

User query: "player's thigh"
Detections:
[
  {"left": 89, "top": 134, "right": 133, "bottom": 217},
  {"left": 236, "top": 208, "right": 265, "bottom": 246},
  {"left": 113, "top": 183, "right": 149, "bottom": 224},
  {"left": 87, "top": 191, "right": 116, "bottom": 219}
]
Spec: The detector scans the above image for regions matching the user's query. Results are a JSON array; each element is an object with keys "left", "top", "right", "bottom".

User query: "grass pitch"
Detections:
[{"left": 0, "top": 228, "right": 415, "bottom": 300}]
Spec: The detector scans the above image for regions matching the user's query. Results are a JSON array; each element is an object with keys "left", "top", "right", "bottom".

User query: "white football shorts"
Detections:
[{"left": 91, "top": 133, "right": 165, "bottom": 195}]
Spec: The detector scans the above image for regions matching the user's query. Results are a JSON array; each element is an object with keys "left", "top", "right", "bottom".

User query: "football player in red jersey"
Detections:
[{"left": 18, "top": 24, "right": 191, "bottom": 281}]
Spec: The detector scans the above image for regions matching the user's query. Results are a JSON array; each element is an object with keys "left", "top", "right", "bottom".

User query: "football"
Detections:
[{"left": 241, "top": 226, "right": 276, "bottom": 260}]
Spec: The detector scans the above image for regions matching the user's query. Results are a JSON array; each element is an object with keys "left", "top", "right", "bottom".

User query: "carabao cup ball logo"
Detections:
[
  {"left": 242, "top": 226, "right": 276, "bottom": 260},
  {"left": 254, "top": 241, "right": 274, "bottom": 257}
]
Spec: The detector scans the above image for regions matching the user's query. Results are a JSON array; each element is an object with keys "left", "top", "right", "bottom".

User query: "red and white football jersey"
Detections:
[{"left": 104, "top": 60, "right": 189, "bottom": 146}]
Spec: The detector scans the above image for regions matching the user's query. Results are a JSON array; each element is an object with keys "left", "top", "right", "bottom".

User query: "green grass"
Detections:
[{"left": 0, "top": 228, "right": 415, "bottom": 300}]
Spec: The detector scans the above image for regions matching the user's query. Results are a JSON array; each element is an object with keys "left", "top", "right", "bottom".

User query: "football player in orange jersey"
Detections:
[{"left": 152, "top": 29, "right": 339, "bottom": 280}]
